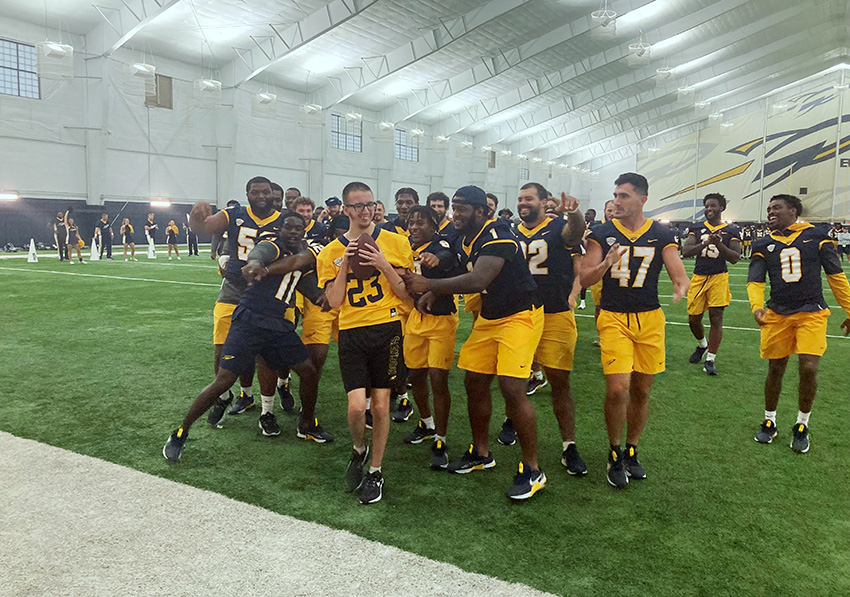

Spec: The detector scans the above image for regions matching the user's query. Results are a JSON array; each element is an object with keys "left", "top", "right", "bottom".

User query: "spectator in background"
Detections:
[
  {"left": 121, "top": 218, "right": 137, "bottom": 261},
  {"left": 498, "top": 208, "right": 513, "bottom": 221},
  {"left": 50, "top": 211, "right": 67, "bottom": 261},
  {"left": 285, "top": 187, "right": 301, "bottom": 210},
  {"left": 838, "top": 226, "right": 850, "bottom": 262},
  {"left": 166, "top": 219, "right": 181, "bottom": 260},
  {"left": 145, "top": 213, "right": 158, "bottom": 247},
  {"left": 95, "top": 213, "right": 114, "bottom": 260},
  {"left": 184, "top": 221, "right": 199, "bottom": 256},
  {"left": 270, "top": 182, "right": 284, "bottom": 211},
  {"left": 486, "top": 193, "right": 498, "bottom": 219},
  {"left": 373, "top": 200, "right": 387, "bottom": 225},
  {"left": 65, "top": 212, "right": 86, "bottom": 264},
  {"left": 323, "top": 197, "right": 342, "bottom": 226}
]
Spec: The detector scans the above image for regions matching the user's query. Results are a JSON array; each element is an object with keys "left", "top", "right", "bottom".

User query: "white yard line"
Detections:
[{"left": 0, "top": 266, "right": 219, "bottom": 287}]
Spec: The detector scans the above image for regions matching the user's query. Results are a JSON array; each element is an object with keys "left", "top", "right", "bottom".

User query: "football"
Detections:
[{"left": 350, "top": 232, "right": 379, "bottom": 280}]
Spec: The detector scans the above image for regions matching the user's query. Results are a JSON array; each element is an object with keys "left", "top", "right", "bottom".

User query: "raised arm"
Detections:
[
  {"left": 558, "top": 193, "right": 586, "bottom": 247},
  {"left": 189, "top": 201, "right": 229, "bottom": 236}
]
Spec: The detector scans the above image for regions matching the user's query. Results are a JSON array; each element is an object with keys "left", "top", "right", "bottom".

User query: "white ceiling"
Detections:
[{"left": 2, "top": 0, "right": 848, "bottom": 168}]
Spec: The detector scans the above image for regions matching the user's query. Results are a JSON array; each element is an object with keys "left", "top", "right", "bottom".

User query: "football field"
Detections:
[{"left": 2, "top": 253, "right": 850, "bottom": 596}]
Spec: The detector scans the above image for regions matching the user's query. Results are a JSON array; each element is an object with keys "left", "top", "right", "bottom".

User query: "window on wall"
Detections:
[
  {"left": 331, "top": 114, "right": 362, "bottom": 152},
  {"left": 519, "top": 160, "right": 530, "bottom": 180},
  {"left": 0, "top": 39, "right": 39, "bottom": 99},
  {"left": 394, "top": 128, "right": 419, "bottom": 162}
]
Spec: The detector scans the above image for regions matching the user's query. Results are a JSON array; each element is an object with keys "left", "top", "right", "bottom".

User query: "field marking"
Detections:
[{"left": 0, "top": 266, "right": 219, "bottom": 288}]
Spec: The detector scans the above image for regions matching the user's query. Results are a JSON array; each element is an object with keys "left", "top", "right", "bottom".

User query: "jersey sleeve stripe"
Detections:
[{"left": 482, "top": 239, "right": 516, "bottom": 248}]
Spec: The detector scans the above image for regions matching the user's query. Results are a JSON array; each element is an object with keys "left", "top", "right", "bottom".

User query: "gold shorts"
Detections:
[
  {"left": 687, "top": 272, "right": 732, "bottom": 315},
  {"left": 301, "top": 300, "right": 339, "bottom": 345},
  {"left": 536, "top": 310, "right": 577, "bottom": 371},
  {"left": 463, "top": 293, "right": 482, "bottom": 315},
  {"left": 458, "top": 306, "right": 544, "bottom": 378},
  {"left": 597, "top": 308, "right": 666, "bottom": 375},
  {"left": 759, "top": 309, "right": 829, "bottom": 359},
  {"left": 213, "top": 302, "right": 236, "bottom": 345},
  {"left": 591, "top": 280, "right": 602, "bottom": 307},
  {"left": 404, "top": 310, "right": 459, "bottom": 370}
]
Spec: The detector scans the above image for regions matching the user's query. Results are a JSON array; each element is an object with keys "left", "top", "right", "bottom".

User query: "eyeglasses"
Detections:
[{"left": 345, "top": 202, "right": 377, "bottom": 212}]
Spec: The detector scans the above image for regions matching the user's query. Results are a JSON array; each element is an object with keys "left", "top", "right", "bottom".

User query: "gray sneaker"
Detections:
[
  {"left": 790, "top": 423, "right": 810, "bottom": 454},
  {"left": 346, "top": 446, "right": 370, "bottom": 492},
  {"left": 754, "top": 419, "right": 778, "bottom": 444}
]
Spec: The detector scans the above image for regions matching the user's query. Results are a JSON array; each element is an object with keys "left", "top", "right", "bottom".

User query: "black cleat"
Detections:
[
  {"left": 402, "top": 420, "right": 435, "bottom": 445},
  {"left": 229, "top": 392, "right": 255, "bottom": 415},
  {"left": 359, "top": 470, "right": 384, "bottom": 504},
  {"left": 430, "top": 439, "right": 449, "bottom": 470},
  {"left": 703, "top": 360, "right": 718, "bottom": 376},
  {"left": 365, "top": 409, "right": 373, "bottom": 430},
  {"left": 689, "top": 346, "right": 707, "bottom": 364},
  {"left": 790, "top": 423, "right": 810, "bottom": 453},
  {"left": 497, "top": 419, "right": 517, "bottom": 446},
  {"left": 447, "top": 445, "right": 495, "bottom": 474},
  {"left": 526, "top": 376, "right": 548, "bottom": 396},
  {"left": 163, "top": 428, "right": 187, "bottom": 463},
  {"left": 297, "top": 418, "right": 334, "bottom": 443},
  {"left": 754, "top": 419, "right": 778, "bottom": 444},
  {"left": 506, "top": 462, "right": 547, "bottom": 501},
  {"left": 207, "top": 391, "right": 233, "bottom": 429},
  {"left": 623, "top": 445, "right": 646, "bottom": 480},
  {"left": 258, "top": 412, "right": 281, "bottom": 436},
  {"left": 346, "top": 446, "right": 370, "bottom": 492},
  {"left": 278, "top": 378, "right": 295, "bottom": 413},
  {"left": 607, "top": 447, "right": 628, "bottom": 489},
  {"left": 392, "top": 397, "right": 414, "bottom": 423},
  {"left": 561, "top": 443, "right": 588, "bottom": 476}
]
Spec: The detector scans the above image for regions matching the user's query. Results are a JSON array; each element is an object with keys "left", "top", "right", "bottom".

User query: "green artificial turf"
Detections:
[{"left": 2, "top": 253, "right": 850, "bottom": 596}]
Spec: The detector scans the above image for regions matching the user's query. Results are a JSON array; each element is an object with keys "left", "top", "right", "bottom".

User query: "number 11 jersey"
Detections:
[{"left": 586, "top": 219, "right": 678, "bottom": 313}]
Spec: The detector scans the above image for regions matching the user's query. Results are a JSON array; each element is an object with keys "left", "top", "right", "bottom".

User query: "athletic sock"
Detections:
[
  {"left": 261, "top": 395, "right": 274, "bottom": 415},
  {"left": 368, "top": 466, "right": 381, "bottom": 474},
  {"left": 241, "top": 386, "right": 253, "bottom": 398},
  {"left": 277, "top": 374, "right": 290, "bottom": 389},
  {"left": 765, "top": 410, "right": 777, "bottom": 424},
  {"left": 396, "top": 391, "right": 409, "bottom": 401},
  {"left": 366, "top": 398, "right": 372, "bottom": 409},
  {"left": 354, "top": 444, "right": 366, "bottom": 455},
  {"left": 562, "top": 440, "right": 575, "bottom": 451},
  {"left": 532, "top": 370, "right": 544, "bottom": 381},
  {"left": 697, "top": 337, "right": 708, "bottom": 348},
  {"left": 434, "top": 434, "right": 446, "bottom": 443},
  {"left": 422, "top": 416, "right": 435, "bottom": 429},
  {"left": 705, "top": 352, "right": 716, "bottom": 362},
  {"left": 796, "top": 411, "right": 811, "bottom": 427}
]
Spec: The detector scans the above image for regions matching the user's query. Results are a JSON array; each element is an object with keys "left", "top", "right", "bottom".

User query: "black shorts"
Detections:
[
  {"left": 338, "top": 321, "right": 405, "bottom": 393},
  {"left": 219, "top": 314, "right": 308, "bottom": 375},
  {"left": 124, "top": 235, "right": 134, "bottom": 244}
]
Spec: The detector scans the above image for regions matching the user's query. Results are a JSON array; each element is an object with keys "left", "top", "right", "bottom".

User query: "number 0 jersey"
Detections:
[
  {"left": 586, "top": 219, "right": 678, "bottom": 313},
  {"left": 516, "top": 217, "right": 582, "bottom": 314},
  {"left": 459, "top": 218, "right": 537, "bottom": 320},
  {"left": 689, "top": 221, "right": 740, "bottom": 276},
  {"left": 316, "top": 226, "right": 413, "bottom": 331},
  {"left": 747, "top": 222, "right": 845, "bottom": 314},
  {"left": 221, "top": 205, "right": 282, "bottom": 289}
]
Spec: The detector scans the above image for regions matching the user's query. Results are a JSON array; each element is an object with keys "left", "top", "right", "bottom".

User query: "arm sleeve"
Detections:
[
  {"left": 316, "top": 249, "right": 337, "bottom": 289},
  {"left": 746, "top": 256, "right": 767, "bottom": 312},
  {"left": 480, "top": 239, "right": 517, "bottom": 261},
  {"left": 246, "top": 240, "right": 281, "bottom": 265},
  {"left": 296, "top": 270, "right": 323, "bottom": 305}
]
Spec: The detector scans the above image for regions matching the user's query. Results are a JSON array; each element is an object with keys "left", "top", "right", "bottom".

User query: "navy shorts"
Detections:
[{"left": 219, "top": 315, "right": 308, "bottom": 375}]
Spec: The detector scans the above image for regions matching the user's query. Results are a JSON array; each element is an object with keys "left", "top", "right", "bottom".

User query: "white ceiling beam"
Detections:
[
  {"left": 92, "top": 0, "right": 184, "bottom": 57},
  {"left": 231, "top": 0, "right": 377, "bottom": 88},
  {"left": 313, "top": 0, "right": 530, "bottom": 109}
]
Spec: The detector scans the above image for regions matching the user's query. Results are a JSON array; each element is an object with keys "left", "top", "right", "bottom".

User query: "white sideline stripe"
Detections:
[
  {"left": 0, "top": 431, "right": 555, "bottom": 597},
  {"left": 574, "top": 313, "right": 850, "bottom": 340},
  {"left": 0, "top": 266, "right": 219, "bottom": 287}
]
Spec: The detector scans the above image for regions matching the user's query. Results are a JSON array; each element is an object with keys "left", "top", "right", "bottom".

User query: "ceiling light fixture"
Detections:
[
  {"left": 0, "top": 191, "right": 20, "bottom": 201},
  {"left": 590, "top": 1, "right": 617, "bottom": 41},
  {"left": 150, "top": 199, "right": 171, "bottom": 208}
]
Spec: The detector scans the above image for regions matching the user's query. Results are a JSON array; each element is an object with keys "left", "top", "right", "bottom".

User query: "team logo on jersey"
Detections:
[
  {"left": 390, "top": 308, "right": 397, "bottom": 317},
  {"left": 439, "top": 240, "right": 450, "bottom": 248},
  {"left": 767, "top": 244, "right": 775, "bottom": 252},
  {"left": 236, "top": 218, "right": 244, "bottom": 226},
  {"left": 333, "top": 257, "right": 343, "bottom": 266},
  {"left": 606, "top": 237, "right": 617, "bottom": 245}
]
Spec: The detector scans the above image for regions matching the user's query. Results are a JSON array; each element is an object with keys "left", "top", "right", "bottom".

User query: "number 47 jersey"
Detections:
[{"left": 586, "top": 219, "right": 678, "bottom": 313}]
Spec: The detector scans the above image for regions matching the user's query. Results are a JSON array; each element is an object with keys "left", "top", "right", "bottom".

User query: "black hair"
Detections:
[
  {"left": 286, "top": 187, "right": 301, "bottom": 195},
  {"left": 520, "top": 182, "right": 548, "bottom": 201},
  {"left": 395, "top": 187, "right": 420, "bottom": 203},
  {"left": 408, "top": 205, "right": 439, "bottom": 231},
  {"left": 427, "top": 191, "right": 450, "bottom": 209},
  {"left": 280, "top": 209, "right": 304, "bottom": 226},
  {"left": 703, "top": 193, "right": 726, "bottom": 210},
  {"left": 342, "top": 181, "right": 372, "bottom": 202},
  {"left": 270, "top": 182, "right": 283, "bottom": 193},
  {"left": 614, "top": 172, "right": 649, "bottom": 196},
  {"left": 770, "top": 194, "right": 803, "bottom": 217},
  {"left": 226, "top": 199, "right": 240, "bottom": 208},
  {"left": 328, "top": 215, "right": 350, "bottom": 237},
  {"left": 246, "top": 176, "right": 272, "bottom": 193},
  {"left": 498, "top": 208, "right": 514, "bottom": 217}
]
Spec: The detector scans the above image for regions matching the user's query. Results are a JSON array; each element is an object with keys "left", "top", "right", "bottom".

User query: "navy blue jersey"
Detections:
[
  {"left": 381, "top": 217, "right": 409, "bottom": 237},
  {"left": 145, "top": 218, "right": 158, "bottom": 241},
  {"left": 438, "top": 219, "right": 457, "bottom": 243},
  {"left": 412, "top": 237, "right": 460, "bottom": 316},
  {"left": 748, "top": 223, "right": 842, "bottom": 314},
  {"left": 95, "top": 220, "right": 112, "bottom": 239},
  {"left": 304, "top": 219, "right": 328, "bottom": 245},
  {"left": 689, "top": 222, "right": 740, "bottom": 276},
  {"left": 516, "top": 217, "right": 582, "bottom": 313},
  {"left": 239, "top": 239, "right": 320, "bottom": 331},
  {"left": 587, "top": 219, "right": 678, "bottom": 313},
  {"left": 223, "top": 206, "right": 282, "bottom": 289},
  {"left": 741, "top": 227, "right": 752, "bottom": 241},
  {"left": 459, "top": 218, "right": 537, "bottom": 320}
]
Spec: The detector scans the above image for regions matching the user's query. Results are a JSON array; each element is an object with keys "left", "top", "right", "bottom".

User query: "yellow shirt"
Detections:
[{"left": 316, "top": 227, "right": 413, "bottom": 331}]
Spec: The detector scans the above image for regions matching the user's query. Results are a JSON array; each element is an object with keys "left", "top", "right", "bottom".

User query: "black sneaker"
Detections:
[
  {"left": 258, "top": 412, "right": 281, "bottom": 436},
  {"left": 790, "top": 423, "right": 810, "bottom": 453},
  {"left": 607, "top": 447, "right": 628, "bottom": 489},
  {"left": 526, "top": 376, "right": 548, "bottom": 396},
  {"left": 229, "top": 392, "right": 254, "bottom": 415},
  {"left": 689, "top": 346, "right": 707, "bottom": 364},
  {"left": 623, "top": 445, "right": 646, "bottom": 480},
  {"left": 207, "top": 391, "right": 233, "bottom": 429},
  {"left": 447, "top": 445, "right": 495, "bottom": 474},
  {"left": 430, "top": 439, "right": 448, "bottom": 470},
  {"left": 561, "top": 444, "right": 588, "bottom": 476},
  {"left": 402, "top": 420, "right": 435, "bottom": 444},
  {"left": 360, "top": 470, "right": 384, "bottom": 504},
  {"left": 297, "top": 418, "right": 334, "bottom": 443},
  {"left": 703, "top": 360, "right": 718, "bottom": 376},
  {"left": 365, "top": 409, "right": 373, "bottom": 430},
  {"left": 754, "top": 419, "right": 778, "bottom": 444},
  {"left": 346, "top": 447, "right": 370, "bottom": 492},
  {"left": 278, "top": 378, "right": 295, "bottom": 413},
  {"left": 392, "top": 397, "right": 414, "bottom": 423},
  {"left": 163, "top": 428, "right": 187, "bottom": 463},
  {"left": 506, "top": 462, "right": 547, "bottom": 500},
  {"left": 497, "top": 419, "right": 517, "bottom": 446}
]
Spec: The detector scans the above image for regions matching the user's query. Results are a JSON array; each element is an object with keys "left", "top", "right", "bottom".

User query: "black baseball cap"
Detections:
[
  {"left": 452, "top": 185, "right": 487, "bottom": 208},
  {"left": 326, "top": 196, "right": 342, "bottom": 207}
]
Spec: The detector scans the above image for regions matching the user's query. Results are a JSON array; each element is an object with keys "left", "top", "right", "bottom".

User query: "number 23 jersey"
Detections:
[
  {"left": 587, "top": 219, "right": 678, "bottom": 313},
  {"left": 316, "top": 227, "right": 413, "bottom": 331}
]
